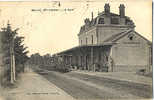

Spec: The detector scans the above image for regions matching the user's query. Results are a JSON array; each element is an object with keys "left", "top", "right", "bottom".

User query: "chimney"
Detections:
[
  {"left": 98, "top": 10, "right": 100, "bottom": 15},
  {"left": 91, "top": 12, "right": 93, "bottom": 21},
  {"left": 7, "top": 20, "right": 11, "bottom": 30},
  {"left": 119, "top": 4, "right": 125, "bottom": 17},
  {"left": 104, "top": 3, "right": 110, "bottom": 14},
  {"left": 84, "top": 18, "right": 90, "bottom": 25}
]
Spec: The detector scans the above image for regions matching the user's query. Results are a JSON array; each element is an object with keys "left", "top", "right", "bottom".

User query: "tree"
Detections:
[
  {"left": 29, "top": 53, "right": 43, "bottom": 65},
  {"left": 1, "top": 23, "right": 29, "bottom": 83},
  {"left": 14, "top": 36, "right": 29, "bottom": 72},
  {"left": 43, "top": 54, "right": 52, "bottom": 65},
  {"left": 1, "top": 24, "right": 12, "bottom": 81}
]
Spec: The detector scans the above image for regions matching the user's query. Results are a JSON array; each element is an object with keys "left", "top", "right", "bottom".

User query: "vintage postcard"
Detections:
[{"left": 0, "top": 0, "right": 152, "bottom": 100}]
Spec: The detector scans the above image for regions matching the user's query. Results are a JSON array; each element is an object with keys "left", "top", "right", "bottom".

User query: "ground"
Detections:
[
  {"left": 0, "top": 68, "right": 74, "bottom": 100},
  {"left": 40, "top": 69, "right": 152, "bottom": 100},
  {"left": 0, "top": 65, "right": 152, "bottom": 100}
]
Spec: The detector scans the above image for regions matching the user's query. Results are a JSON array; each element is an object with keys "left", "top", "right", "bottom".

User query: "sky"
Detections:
[{"left": 0, "top": 0, "right": 152, "bottom": 56}]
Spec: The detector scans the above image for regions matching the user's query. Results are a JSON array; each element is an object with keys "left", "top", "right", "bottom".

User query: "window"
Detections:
[
  {"left": 111, "top": 17, "right": 119, "bottom": 24},
  {"left": 128, "top": 34, "right": 135, "bottom": 41},
  {"left": 129, "top": 36, "right": 133, "bottom": 40},
  {"left": 98, "top": 18, "right": 104, "bottom": 24},
  {"left": 86, "top": 38, "right": 88, "bottom": 45},
  {"left": 81, "top": 40, "right": 82, "bottom": 45},
  {"left": 91, "top": 35, "right": 93, "bottom": 44}
]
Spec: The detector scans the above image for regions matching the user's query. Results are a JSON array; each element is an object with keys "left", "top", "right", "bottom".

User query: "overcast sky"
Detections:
[{"left": 0, "top": 0, "right": 152, "bottom": 56}]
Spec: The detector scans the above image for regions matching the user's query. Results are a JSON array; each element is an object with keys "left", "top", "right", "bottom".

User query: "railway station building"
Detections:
[{"left": 54, "top": 4, "right": 152, "bottom": 72}]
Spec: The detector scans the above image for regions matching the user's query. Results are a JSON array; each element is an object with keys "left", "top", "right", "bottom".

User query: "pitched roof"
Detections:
[
  {"left": 103, "top": 29, "right": 152, "bottom": 45},
  {"left": 103, "top": 30, "right": 132, "bottom": 42},
  {"left": 133, "top": 31, "right": 152, "bottom": 45}
]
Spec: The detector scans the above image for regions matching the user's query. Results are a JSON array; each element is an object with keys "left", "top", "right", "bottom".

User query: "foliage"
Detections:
[
  {"left": 29, "top": 53, "right": 52, "bottom": 66},
  {"left": 1, "top": 23, "right": 29, "bottom": 81}
]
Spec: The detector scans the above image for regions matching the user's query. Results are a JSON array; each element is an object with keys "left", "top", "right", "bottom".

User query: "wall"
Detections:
[
  {"left": 78, "top": 27, "right": 97, "bottom": 45},
  {"left": 78, "top": 12, "right": 135, "bottom": 46},
  {"left": 111, "top": 31, "right": 152, "bottom": 72},
  {"left": 97, "top": 26, "right": 130, "bottom": 44}
]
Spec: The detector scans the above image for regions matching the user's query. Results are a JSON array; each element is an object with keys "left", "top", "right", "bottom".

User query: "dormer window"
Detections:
[
  {"left": 98, "top": 18, "right": 105, "bottom": 24},
  {"left": 111, "top": 17, "right": 119, "bottom": 24}
]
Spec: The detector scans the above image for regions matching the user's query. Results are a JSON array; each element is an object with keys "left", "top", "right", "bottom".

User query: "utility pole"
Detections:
[
  {"left": 10, "top": 41, "right": 14, "bottom": 84},
  {"left": 12, "top": 39, "right": 16, "bottom": 81},
  {"left": 9, "top": 22, "right": 16, "bottom": 84},
  {"left": 10, "top": 36, "right": 16, "bottom": 83}
]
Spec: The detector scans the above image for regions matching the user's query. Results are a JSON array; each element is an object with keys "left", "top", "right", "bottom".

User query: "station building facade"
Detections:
[{"left": 54, "top": 4, "right": 152, "bottom": 72}]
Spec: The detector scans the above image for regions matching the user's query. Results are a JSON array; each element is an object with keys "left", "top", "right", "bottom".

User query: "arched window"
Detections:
[
  {"left": 98, "top": 18, "right": 104, "bottom": 24},
  {"left": 86, "top": 38, "right": 88, "bottom": 45},
  {"left": 91, "top": 35, "right": 93, "bottom": 44}
]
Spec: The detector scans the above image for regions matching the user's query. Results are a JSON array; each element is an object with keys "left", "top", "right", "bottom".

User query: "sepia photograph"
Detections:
[{"left": 0, "top": 0, "right": 152, "bottom": 100}]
